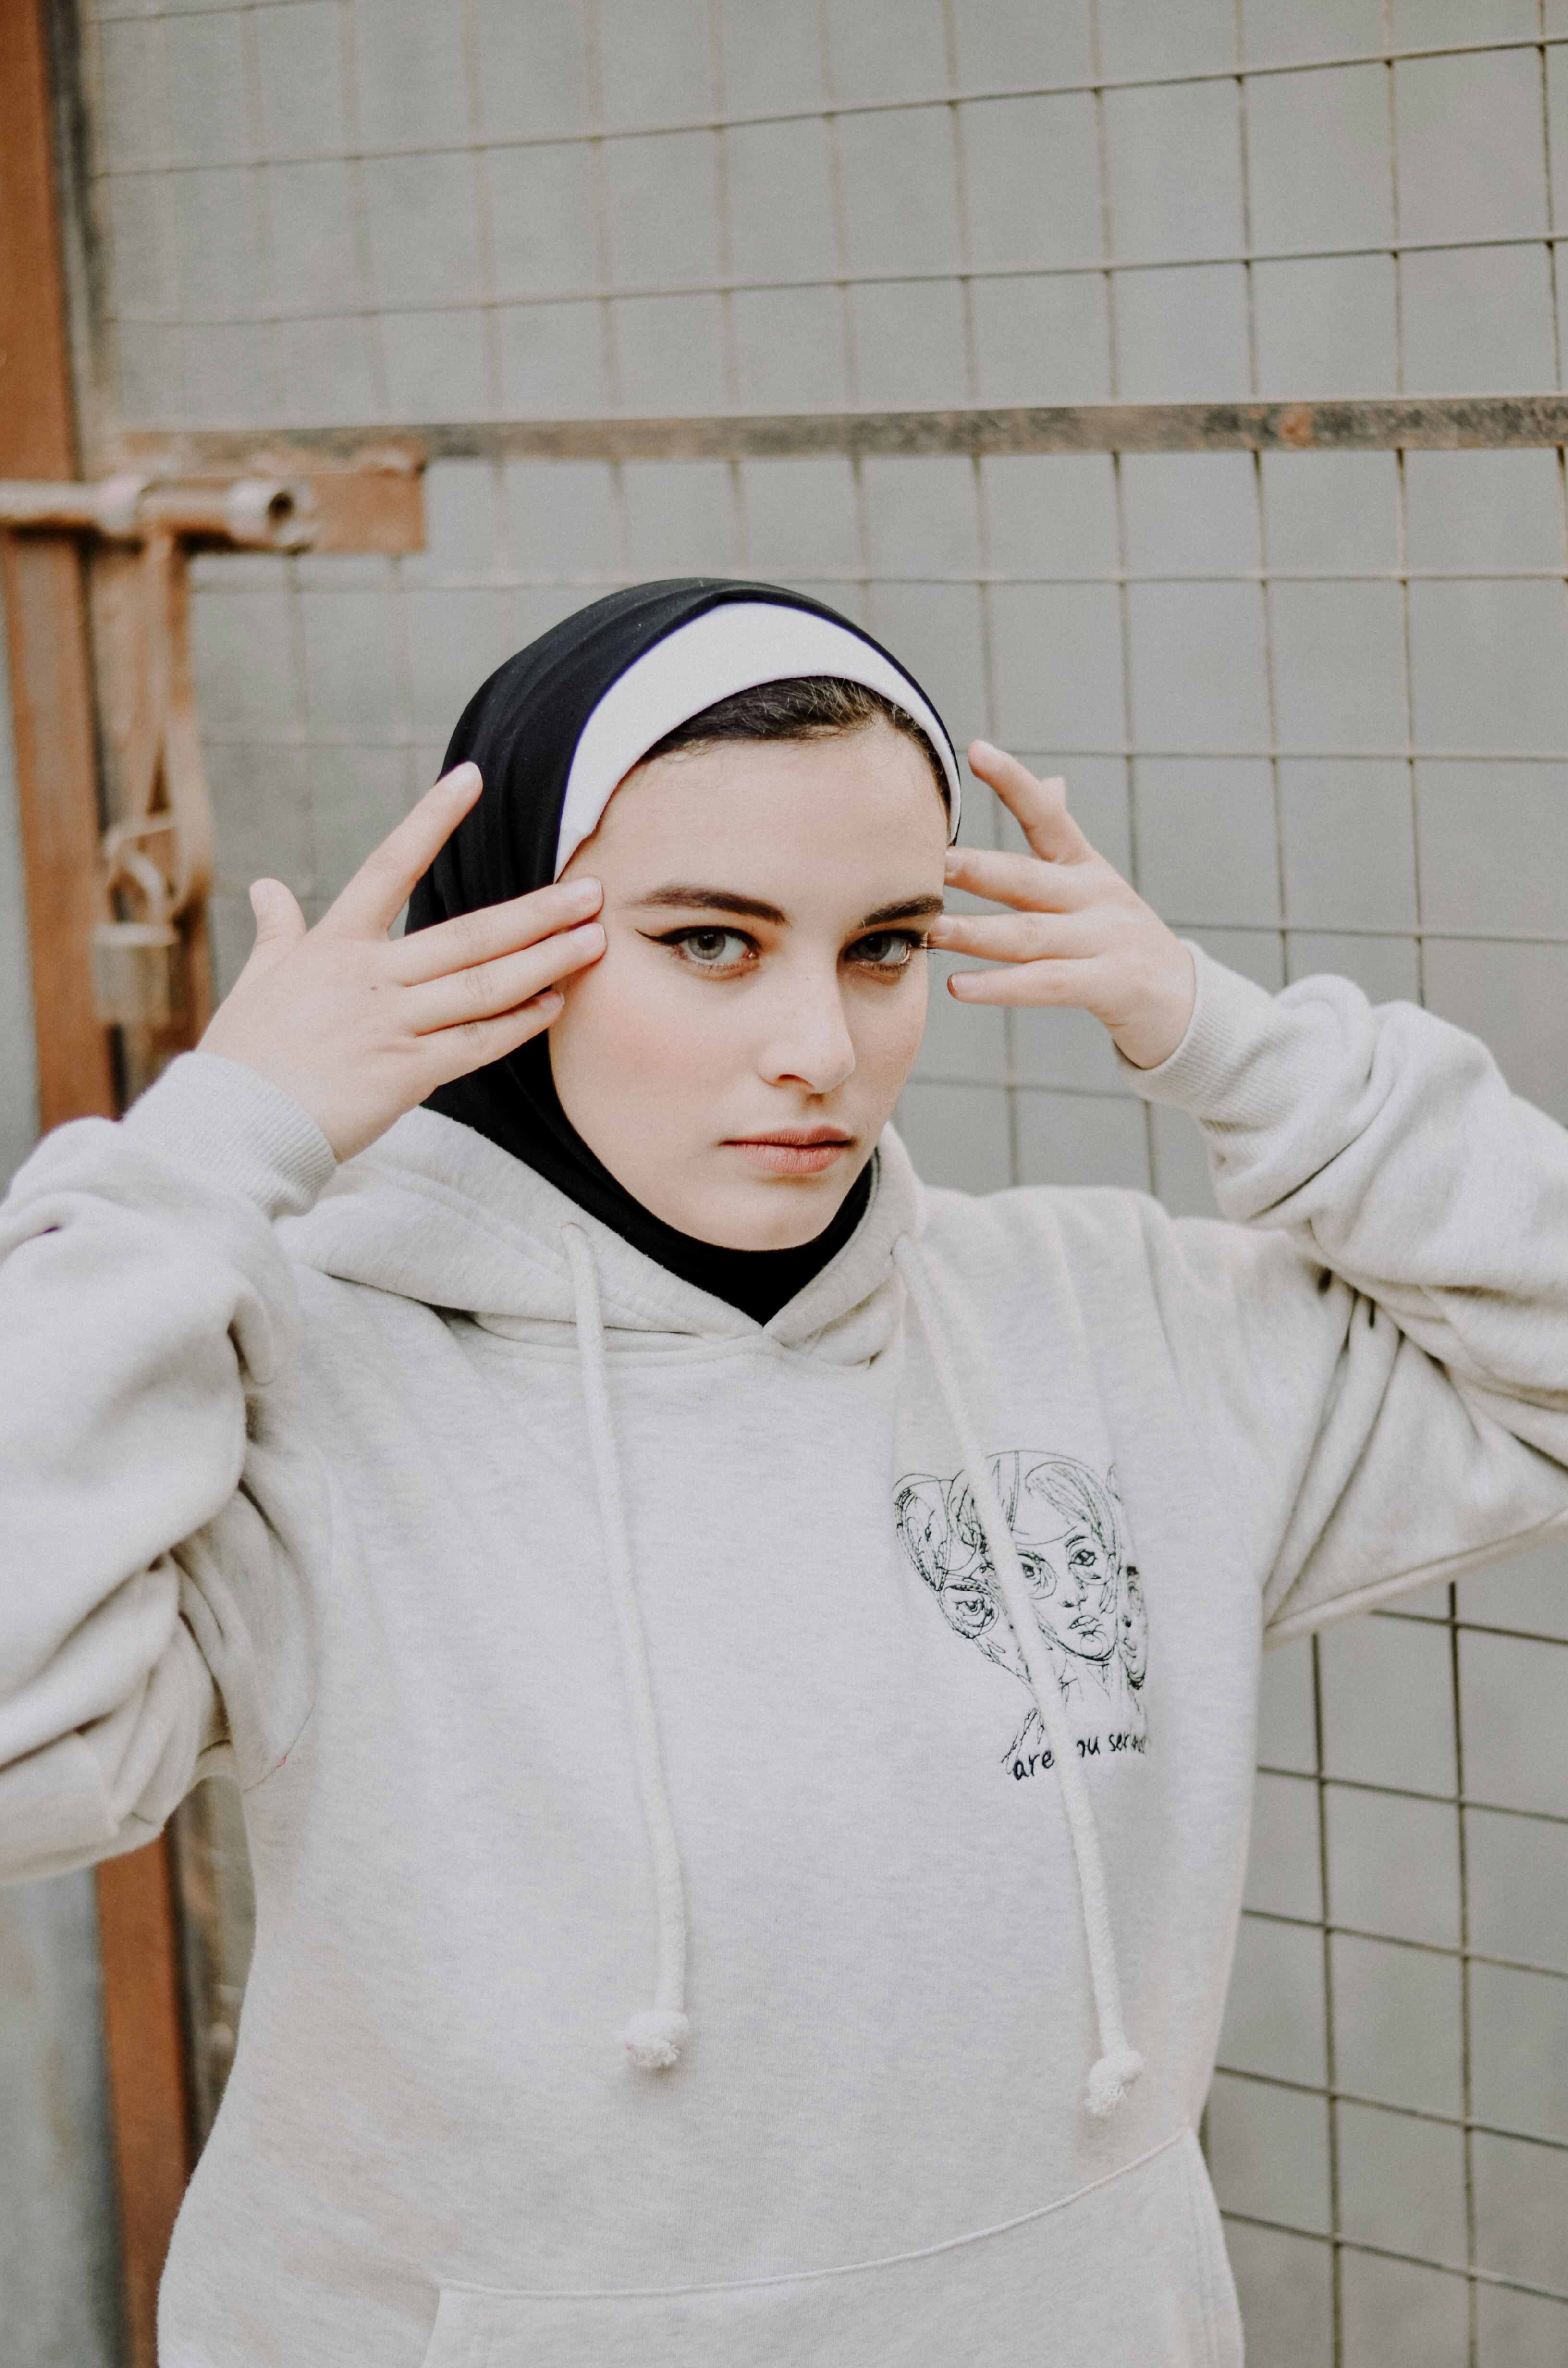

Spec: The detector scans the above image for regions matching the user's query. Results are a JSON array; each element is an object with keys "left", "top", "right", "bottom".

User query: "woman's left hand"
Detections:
[{"left": 927, "top": 741, "right": 1197, "bottom": 1073}]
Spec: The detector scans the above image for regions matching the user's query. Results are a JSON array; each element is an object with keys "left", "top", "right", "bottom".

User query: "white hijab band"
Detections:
[{"left": 553, "top": 601, "right": 961, "bottom": 877}]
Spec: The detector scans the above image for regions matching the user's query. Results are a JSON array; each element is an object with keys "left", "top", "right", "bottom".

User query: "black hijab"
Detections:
[{"left": 404, "top": 579, "right": 958, "bottom": 1325}]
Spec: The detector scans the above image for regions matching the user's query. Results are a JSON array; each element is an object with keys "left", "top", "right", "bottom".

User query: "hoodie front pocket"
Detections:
[{"left": 419, "top": 2129, "right": 1241, "bottom": 2368}]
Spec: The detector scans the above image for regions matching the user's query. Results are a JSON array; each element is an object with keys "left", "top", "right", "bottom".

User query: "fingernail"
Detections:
[
  {"left": 943, "top": 849, "right": 962, "bottom": 873},
  {"left": 442, "top": 760, "right": 481, "bottom": 791},
  {"left": 563, "top": 876, "right": 601, "bottom": 905},
  {"left": 970, "top": 739, "right": 999, "bottom": 763}
]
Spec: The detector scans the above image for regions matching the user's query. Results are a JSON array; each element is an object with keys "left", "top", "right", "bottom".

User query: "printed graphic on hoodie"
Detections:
[{"left": 894, "top": 1454, "right": 1148, "bottom": 1780}]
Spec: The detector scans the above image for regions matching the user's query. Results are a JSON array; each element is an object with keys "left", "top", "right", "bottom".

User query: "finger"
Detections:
[
  {"left": 326, "top": 762, "right": 485, "bottom": 939},
  {"left": 236, "top": 878, "right": 307, "bottom": 979},
  {"left": 390, "top": 876, "right": 603, "bottom": 986},
  {"left": 415, "top": 987, "right": 567, "bottom": 1089},
  {"left": 940, "top": 844, "right": 1096, "bottom": 914},
  {"left": 404, "top": 922, "right": 606, "bottom": 1034},
  {"left": 968, "top": 743, "right": 1095, "bottom": 865},
  {"left": 928, "top": 909, "right": 1100, "bottom": 965},
  {"left": 947, "top": 954, "right": 1109, "bottom": 1008}
]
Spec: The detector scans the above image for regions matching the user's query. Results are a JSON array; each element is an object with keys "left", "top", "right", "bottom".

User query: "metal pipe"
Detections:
[{"left": 0, "top": 472, "right": 317, "bottom": 548}]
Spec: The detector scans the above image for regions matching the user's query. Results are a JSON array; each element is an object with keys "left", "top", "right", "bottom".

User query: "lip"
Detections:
[{"left": 724, "top": 1130, "right": 854, "bottom": 1177}]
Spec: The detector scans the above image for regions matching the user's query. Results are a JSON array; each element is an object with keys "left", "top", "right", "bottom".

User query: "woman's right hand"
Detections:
[{"left": 200, "top": 763, "right": 604, "bottom": 1160}]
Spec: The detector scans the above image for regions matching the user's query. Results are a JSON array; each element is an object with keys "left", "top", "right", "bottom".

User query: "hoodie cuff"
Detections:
[
  {"left": 122, "top": 1053, "right": 337, "bottom": 1221},
  {"left": 1113, "top": 945, "right": 1284, "bottom": 1121}
]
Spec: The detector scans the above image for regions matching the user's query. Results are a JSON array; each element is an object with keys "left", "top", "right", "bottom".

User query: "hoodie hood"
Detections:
[{"left": 281, "top": 1106, "right": 926, "bottom": 1367}]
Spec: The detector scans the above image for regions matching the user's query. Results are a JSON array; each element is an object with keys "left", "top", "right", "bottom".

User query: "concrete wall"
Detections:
[{"left": 0, "top": 1880, "right": 123, "bottom": 2368}]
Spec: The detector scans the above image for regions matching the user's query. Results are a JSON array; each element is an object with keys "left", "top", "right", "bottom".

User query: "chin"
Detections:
[{"left": 674, "top": 1175, "right": 850, "bottom": 1253}]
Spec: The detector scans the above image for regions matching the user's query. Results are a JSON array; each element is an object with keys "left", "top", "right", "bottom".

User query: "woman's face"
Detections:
[
  {"left": 1020, "top": 1529, "right": 1120, "bottom": 1667},
  {"left": 551, "top": 721, "right": 950, "bottom": 1249}
]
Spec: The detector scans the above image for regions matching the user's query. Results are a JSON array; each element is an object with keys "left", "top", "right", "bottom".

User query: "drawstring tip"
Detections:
[
  {"left": 623, "top": 2009, "right": 690, "bottom": 2071},
  {"left": 1086, "top": 2048, "right": 1143, "bottom": 2118}
]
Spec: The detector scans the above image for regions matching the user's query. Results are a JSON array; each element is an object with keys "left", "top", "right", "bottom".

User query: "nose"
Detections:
[{"left": 758, "top": 965, "right": 857, "bottom": 1096}]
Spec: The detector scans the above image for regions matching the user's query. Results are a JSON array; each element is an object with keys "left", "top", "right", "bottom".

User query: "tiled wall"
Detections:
[
  {"left": 1216, "top": 1557, "right": 1568, "bottom": 2366},
  {"left": 86, "top": 0, "right": 1568, "bottom": 425},
  {"left": 0, "top": 1878, "right": 122, "bottom": 2368},
  {"left": 20, "top": 5, "right": 1568, "bottom": 2363}
]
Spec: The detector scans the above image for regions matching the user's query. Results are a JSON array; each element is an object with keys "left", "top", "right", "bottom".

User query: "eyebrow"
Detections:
[
  {"left": 631, "top": 885, "right": 789, "bottom": 925},
  {"left": 630, "top": 886, "right": 945, "bottom": 929},
  {"left": 858, "top": 895, "right": 944, "bottom": 926}
]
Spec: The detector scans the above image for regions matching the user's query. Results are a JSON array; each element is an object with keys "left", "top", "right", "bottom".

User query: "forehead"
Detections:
[
  {"left": 583, "top": 727, "right": 950, "bottom": 893},
  {"left": 1015, "top": 1505, "right": 1098, "bottom": 1549}
]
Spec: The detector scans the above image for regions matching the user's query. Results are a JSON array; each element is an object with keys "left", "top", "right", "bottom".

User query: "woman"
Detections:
[{"left": 5, "top": 579, "right": 1568, "bottom": 2366}]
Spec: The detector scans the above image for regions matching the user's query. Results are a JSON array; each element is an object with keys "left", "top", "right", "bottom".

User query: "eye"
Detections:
[
  {"left": 846, "top": 930, "right": 924, "bottom": 974},
  {"left": 656, "top": 926, "right": 757, "bottom": 973}
]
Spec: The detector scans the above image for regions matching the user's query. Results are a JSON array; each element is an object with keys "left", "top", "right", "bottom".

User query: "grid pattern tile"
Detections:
[
  {"left": 58, "top": 6, "right": 1568, "bottom": 2365},
  {"left": 82, "top": 1, "right": 1568, "bottom": 425},
  {"left": 1220, "top": 1560, "right": 1568, "bottom": 2366}
]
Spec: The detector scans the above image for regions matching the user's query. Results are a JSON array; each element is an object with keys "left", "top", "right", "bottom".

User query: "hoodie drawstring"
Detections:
[
  {"left": 562, "top": 1223, "right": 692, "bottom": 2071},
  {"left": 560, "top": 1215, "right": 1137, "bottom": 2110},
  {"left": 893, "top": 1236, "right": 1144, "bottom": 2119}
]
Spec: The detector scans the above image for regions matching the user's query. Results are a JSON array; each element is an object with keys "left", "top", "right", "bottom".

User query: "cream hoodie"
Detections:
[{"left": 4, "top": 949, "right": 1568, "bottom": 2368}]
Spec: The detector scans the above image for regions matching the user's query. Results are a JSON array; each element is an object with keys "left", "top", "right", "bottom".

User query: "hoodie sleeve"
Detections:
[
  {"left": 1124, "top": 949, "right": 1568, "bottom": 1639},
  {"left": 0, "top": 1053, "right": 336, "bottom": 1881}
]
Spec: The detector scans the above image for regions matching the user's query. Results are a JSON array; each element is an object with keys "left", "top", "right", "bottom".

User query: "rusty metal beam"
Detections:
[
  {"left": 1, "top": 533, "right": 114, "bottom": 1126},
  {"left": 0, "top": 0, "right": 75, "bottom": 485},
  {"left": 94, "top": 1846, "right": 195, "bottom": 2360},
  {"left": 110, "top": 393, "right": 1568, "bottom": 472},
  {"left": 0, "top": 464, "right": 425, "bottom": 556},
  {"left": 0, "top": 473, "right": 315, "bottom": 546},
  {"left": 101, "top": 443, "right": 426, "bottom": 549},
  {"left": 0, "top": 6, "right": 190, "bottom": 2365},
  {"left": 0, "top": 0, "right": 113, "bottom": 1130}
]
